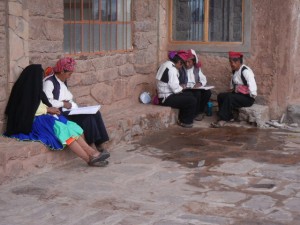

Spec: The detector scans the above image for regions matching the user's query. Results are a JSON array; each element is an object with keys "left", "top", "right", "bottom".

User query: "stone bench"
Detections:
[
  {"left": 104, "top": 104, "right": 177, "bottom": 144},
  {"left": 0, "top": 136, "right": 76, "bottom": 184},
  {"left": 0, "top": 103, "right": 177, "bottom": 184},
  {"left": 238, "top": 104, "right": 270, "bottom": 127}
]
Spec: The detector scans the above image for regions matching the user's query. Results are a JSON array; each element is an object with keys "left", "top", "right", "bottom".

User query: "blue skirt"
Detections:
[{"left": 6, "top": 114, "right": 82, "bottom": 150}]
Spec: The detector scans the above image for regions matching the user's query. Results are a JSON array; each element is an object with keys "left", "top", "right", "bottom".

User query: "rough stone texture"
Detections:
[
  {"left": 0, "top": 1, "right": 7, "bottom": 133},
  {"left": 1, "top": 121, "right": 300, "bottom": 224},
  {"left": 239, "top": 104, "right": 270, "bottom": 127},
  {"left": 286, "top": 104, "right": 300, "bottom": 124}
]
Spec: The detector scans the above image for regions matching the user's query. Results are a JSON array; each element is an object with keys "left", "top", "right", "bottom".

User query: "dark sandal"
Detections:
[
  {"left": 89, "top": 151, "right": 110, "bottom": 164},
  {"left": 210, "top": 122, "right": 221, "bottom": 128},
  {"left": 210, "top": 121, "right": 226, "bottom": 128},
  {"left": 88, "top": 160, "right": 109, "bottom": 167}
]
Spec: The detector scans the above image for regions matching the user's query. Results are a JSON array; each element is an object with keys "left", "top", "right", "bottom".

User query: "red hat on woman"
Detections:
[
  {"left": 229, "top": 51, "right": 243, "bottom": 58},
  {"left": 176, "top": 50, "right": 189, "bottom": 61}
]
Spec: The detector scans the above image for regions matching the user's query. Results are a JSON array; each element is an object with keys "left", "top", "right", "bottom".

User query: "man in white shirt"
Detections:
[
  {"left": 179, "top": 49, "right": 212, "bottom": 121},
  {"left": 43, "top": 57, "right": 110, "bottom": 156},
  {"left": 211, "top": 51, "right": 257, "bottom": 128},
  {"left": 156, "top": 52, "right": 196, "bottom": 128}
]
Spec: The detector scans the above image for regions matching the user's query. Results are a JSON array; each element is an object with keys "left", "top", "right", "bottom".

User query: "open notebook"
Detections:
[{"left": 63, "top": 105, "right": 101, "bottom": 115}]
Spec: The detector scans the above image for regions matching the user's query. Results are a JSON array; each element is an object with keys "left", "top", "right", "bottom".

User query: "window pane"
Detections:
[
  {"left": 92, "top": 0, "right": 99, "bottom": 20},
  {"left": 172, "top": 0, "right": 204, "bottom": 41},
  {"left": 93, "top": 24, "right": 100, "bottom": 52},
  {"left": 101, "top": 24, "right": 108, "bottom": 51},
  {"left": 111, "top": 24, "right": 117, "bottom": 50},
  {"left": 117, "top": 24, "right": 124, "bottom": 50},
  {"left": 83, "top": 24, "right": 90, "bottom": 52},
  {"left": 64, "top": 0, "right": 132, "bottom": 54},
  {"left": 101, "top": 0, "right": 108, "bottom": 21},
  {"left": 64, "top": 0, "right": 71, "bottom": 20},
  {"left": 126, "top": 24, "right": 131, "bottom": 50},
  {"left": 101, "top": 0, "right": 117, "bottom": 21},
  {"left": 126, "top": 0, "right": 131, "bottom": 22},
  {"left": 209, "top": 0, "right": 242, "bottom": 42},
  {"left": 64, "top": 24, "right": 71, "bottom": 53},
  {"left": 117, "top": 0, "right": 124, "bottom": 21},
  {"left": 75, "top": 24, "right": 82, "bottom": 53},
  {"left": 83, "top": 0, "right": 91, "bottom": 20},
  {"left": 73, "top": 0, "right": 81, "bottom": 21},
  {"left": 111, "top": 0, "right": 117, "bottom": 21}
]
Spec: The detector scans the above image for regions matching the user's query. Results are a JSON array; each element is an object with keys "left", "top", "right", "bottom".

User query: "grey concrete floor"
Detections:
[{"left": 0, "top": 118, "right": 300, "bottom": 225}]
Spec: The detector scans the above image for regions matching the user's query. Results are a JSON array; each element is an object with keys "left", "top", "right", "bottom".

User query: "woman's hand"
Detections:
[{"left": 47, "top": 107, "right": 61, "bottom": 115}]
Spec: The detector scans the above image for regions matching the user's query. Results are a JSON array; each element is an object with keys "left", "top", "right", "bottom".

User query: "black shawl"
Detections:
[{"left": 5, "top": 64, "right": 52, "bottom": 136}]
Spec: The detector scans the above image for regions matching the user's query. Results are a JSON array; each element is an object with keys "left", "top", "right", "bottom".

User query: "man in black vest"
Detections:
[
  {"left": 43, "top": 57, "right": 110, "bottom": 157},
  {"left": 211, "top": 51, "right": 257, "bottom": 128},
  {"left": 178, "top": 49, "right": 212, "bottom": 121}
]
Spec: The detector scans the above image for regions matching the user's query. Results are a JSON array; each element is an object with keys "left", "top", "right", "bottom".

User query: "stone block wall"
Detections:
[
  {"left": 26, "top": 0, "right": 158, "bottom": 115},
  {"left": 0, "top": 1, "right": 7, "bottom": 132},
  {"left": 0, "top": 0, "right": 30, "bottom": 133}
]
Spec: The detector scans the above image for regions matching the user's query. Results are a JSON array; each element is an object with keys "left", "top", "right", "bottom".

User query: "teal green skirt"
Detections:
[{"left": 53, "top": 120, "right": 83, "bottom": 147}]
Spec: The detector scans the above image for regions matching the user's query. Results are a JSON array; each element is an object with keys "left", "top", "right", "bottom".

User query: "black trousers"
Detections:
[
  {"left": 159, "top": 92, "right": 196, "bottom": 124},
  {"left": 66, "top": 111, "right": 109, "bottom": 146},
  {"left": 184, "top": 89, "right": 212, "bottom": 116},
  {"left": 217, "top": 92, "right": 255, "bottom": 121}
]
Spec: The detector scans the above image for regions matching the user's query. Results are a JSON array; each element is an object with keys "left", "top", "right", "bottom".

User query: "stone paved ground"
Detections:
[{"left": 0, "top": 118, "right": 300, "bottom": 225}]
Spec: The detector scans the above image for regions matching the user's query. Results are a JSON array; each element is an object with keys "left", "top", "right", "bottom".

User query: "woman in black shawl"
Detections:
[{"left": 4, "top": 64, "right": 110, "bottom": 167}]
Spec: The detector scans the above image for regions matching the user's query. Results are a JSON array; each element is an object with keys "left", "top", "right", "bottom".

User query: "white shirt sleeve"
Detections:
[
  {"left": 198, "top": 69, "right": 207, "bottom": 86},
  {"left": 43, "top": 79, "right": 79, "bottom": 109}
]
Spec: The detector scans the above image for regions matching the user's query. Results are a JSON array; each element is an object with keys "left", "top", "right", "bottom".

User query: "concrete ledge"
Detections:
[
  {"left": 0, "top": 103, "right": 177, "bottom": 184},
  {"left": 238, "top": 104, "right": 270, "bottom": 127}
]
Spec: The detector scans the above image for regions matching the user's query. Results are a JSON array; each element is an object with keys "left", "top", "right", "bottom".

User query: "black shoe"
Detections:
[
  {"left": 178, "top": 122, "right": 193, "bottom": 128},
  {"left": 89, "top": 151, "right": 110, "bottom": 165},
  {"left": 98, "top": 150, "right": 110, "bottom": 161},
  {"left": 194, "top": 113, "right": 205, "bottom": 121},
  {"left": 88, "top": 160, "right": 109, "bottom": 167}
]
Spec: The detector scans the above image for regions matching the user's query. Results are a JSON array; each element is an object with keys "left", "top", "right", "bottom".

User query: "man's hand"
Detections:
[
  {"left": 194, "top": 83, "right": 202, "bottom": 88},
  {"left": 63, "top": 101, "right": 72, "bottom": 109},
  {"left": 180, "top": 84, "right": 187, "bottom": 89},
  {"left": 47, "top": 107, "right": 61, "bottom": 115}
]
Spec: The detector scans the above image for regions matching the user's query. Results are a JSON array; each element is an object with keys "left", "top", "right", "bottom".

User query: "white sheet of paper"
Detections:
[
  {"left": 197, "top": 85, "right": 215, "bottom": 90},
  {"left": 67, "top": 105, "right": 101, "bottom": 115}
]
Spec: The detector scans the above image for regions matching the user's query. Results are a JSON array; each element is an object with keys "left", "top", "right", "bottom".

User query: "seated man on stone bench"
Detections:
[{"left": 211, "top": 51, "right": 257, "bottom": 128}]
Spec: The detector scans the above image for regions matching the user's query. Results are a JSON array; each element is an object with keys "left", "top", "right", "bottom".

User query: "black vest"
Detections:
[{"left": 45, "top": 75, "right": 67, "bottom": 100}]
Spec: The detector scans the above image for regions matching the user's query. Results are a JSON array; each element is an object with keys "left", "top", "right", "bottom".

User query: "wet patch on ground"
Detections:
[{"left": 138, "top": 126, "right": 300, "bottom": 168}]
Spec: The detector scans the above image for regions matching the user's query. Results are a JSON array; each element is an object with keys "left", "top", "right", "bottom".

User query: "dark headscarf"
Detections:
[{"left": 5, "top": 64, "right": 52, "bottom": 136}]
